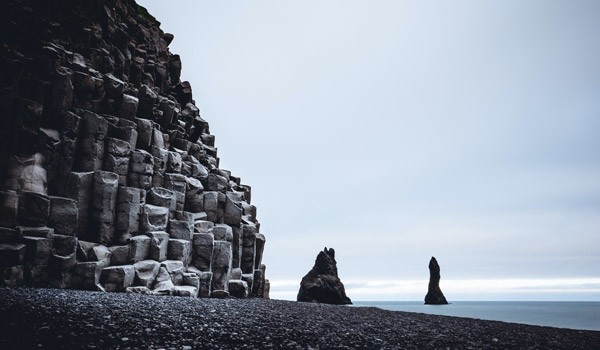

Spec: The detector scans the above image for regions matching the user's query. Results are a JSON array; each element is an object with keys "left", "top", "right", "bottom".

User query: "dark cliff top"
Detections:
[
  {"left": 1, "top": 288, "right": 598, "bottom": 349},
  {"left": 1, "top": 0, "right": 163, "bottom": 56}
]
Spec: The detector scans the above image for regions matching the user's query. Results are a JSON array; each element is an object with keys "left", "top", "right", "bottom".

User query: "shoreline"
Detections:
[
  {"left": 1, "top": 287, "right": 599, "bottom": 349},
  {"left": 350, "top": 300, "right": 600, "bottom": 332}
]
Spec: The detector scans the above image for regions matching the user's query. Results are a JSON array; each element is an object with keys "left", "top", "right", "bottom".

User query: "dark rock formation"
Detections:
[
  {"left": 424, "top": 256, "right": 448, "bottom": 305},
  {"left": 0, "top": 0, "right": 268, "bottom": 298},
  {"left": 297, "top": 247, "right": 352, "bottom": 305}
]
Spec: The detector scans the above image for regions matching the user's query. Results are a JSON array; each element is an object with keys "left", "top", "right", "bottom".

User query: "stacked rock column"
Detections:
[{"left": 0, "top": 0, "right": 268, "bottom": 298}]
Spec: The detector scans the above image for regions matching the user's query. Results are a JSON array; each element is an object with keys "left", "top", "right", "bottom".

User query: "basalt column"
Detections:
[{"left": 0, "top": 0, "right": 268, "bottom": 298}]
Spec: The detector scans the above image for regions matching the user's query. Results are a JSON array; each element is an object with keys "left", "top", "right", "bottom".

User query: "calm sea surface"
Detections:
[{"left": 351, "top": 301, "right": 600, "bottom": 331}]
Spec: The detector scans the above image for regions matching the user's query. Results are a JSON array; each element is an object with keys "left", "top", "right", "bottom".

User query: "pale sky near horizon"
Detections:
[{"left": 137, "top": 0, "right": 600, "bottom": 301}]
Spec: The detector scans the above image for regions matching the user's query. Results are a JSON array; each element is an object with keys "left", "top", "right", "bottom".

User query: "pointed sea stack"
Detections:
[
  {"left": 297, "top": 247, "right": 352, "bottom": 305},
  {"left": 424, "top": 256, "right": 448, "bottom": 305}
]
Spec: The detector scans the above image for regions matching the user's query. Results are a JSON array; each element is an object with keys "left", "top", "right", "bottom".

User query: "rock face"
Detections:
[
  {"left": 424, "top": 257, "right": 448, "bottom": 305},
  {"left": 297, "top": 248, "right": 352, "bottom": 305},
  {"left": 0, "top": 0, "right": 269, "bottom": 298}
]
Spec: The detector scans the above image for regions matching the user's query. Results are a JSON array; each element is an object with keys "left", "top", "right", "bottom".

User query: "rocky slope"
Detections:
[{"left": 0, "top": 0, "right": 268, "bottom": 298}]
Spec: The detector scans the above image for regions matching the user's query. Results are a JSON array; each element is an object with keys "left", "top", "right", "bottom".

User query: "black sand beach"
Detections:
[{"left": 0, "top": 288, "right": 598, "bottom": 349}]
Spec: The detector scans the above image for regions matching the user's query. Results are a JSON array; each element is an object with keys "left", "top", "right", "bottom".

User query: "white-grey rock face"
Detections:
[
  {"left": 211, "top": 240, "right": 232, "bottom": 293},
  {"left": 89, "top": 171, "right": 119, "bottom": 245},
  {"left": 115, "top": 186, "right": 143, "bottom": 243},
  {"left": 0, "top": 0, "right": 268, "bottom": 299}
]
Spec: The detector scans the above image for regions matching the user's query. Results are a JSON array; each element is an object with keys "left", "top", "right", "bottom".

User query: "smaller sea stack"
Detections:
[
  {"left": 424, "top": 256, "right": 448, "bottom": 305},
  {"left": 297, "top": 247, "right": 352, "bottom": 305}
]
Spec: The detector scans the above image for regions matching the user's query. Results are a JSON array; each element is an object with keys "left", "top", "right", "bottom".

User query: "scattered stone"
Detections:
[
  {"left": 173, "top": 285, "right": 198, "bottom": 297},
  {"left": 125, "top": 286, "right": 155, "bottom": 295}
]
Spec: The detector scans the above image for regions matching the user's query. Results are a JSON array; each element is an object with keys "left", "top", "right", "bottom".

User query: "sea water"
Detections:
[{"left": 351, "top": 301, "right": 600, "bottom": 331}]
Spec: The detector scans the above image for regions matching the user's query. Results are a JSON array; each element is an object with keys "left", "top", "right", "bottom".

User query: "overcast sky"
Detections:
[{"left": 137, "top": 1, "right": 600, "bottom": 301}]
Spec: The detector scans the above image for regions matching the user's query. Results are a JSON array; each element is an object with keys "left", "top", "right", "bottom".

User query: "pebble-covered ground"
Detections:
[{"left": 0, "top": 288, "right": 598, "bottom": 349}]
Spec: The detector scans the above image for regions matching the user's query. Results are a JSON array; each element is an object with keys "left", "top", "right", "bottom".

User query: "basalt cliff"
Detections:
[{"left": 0, "top": 0, "right": 268, "bottom": 299}]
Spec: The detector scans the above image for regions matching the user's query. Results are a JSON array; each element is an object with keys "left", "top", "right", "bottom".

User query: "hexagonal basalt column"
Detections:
[
  {"left": 89, "top": 171, "right": 119, "bottom": 244},
  {"left": 211, "top": 240, "right": 232, "bottom": 293},
  {"left": 75, "top": 111, "right": 108, "bottom": 172},
  {"left": 48, "top": 196, "right": 78, "bottom": 236},
  {"left": 128, "top": 150, "right": 154, "bottom": 190}
]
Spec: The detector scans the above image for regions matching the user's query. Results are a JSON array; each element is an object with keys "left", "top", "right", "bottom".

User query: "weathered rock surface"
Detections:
[
  {"left": 424, "top": 256, "right": 449, "bottom": 305},
  {"left": 297, "top": 247, "right": 352, "bottom": 305},
  {"left": 0, "top": 0, "right": 266, "bottom": 299}
]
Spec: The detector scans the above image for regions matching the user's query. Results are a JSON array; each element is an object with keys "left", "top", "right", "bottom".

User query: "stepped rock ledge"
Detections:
[{"left": 0, "top": 0, "right": 268, "bottom": 299}]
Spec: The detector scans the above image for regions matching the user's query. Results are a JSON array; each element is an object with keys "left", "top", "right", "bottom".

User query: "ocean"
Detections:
[{"left": 351, "top": 301, "right": 600, "bottom": 331}]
